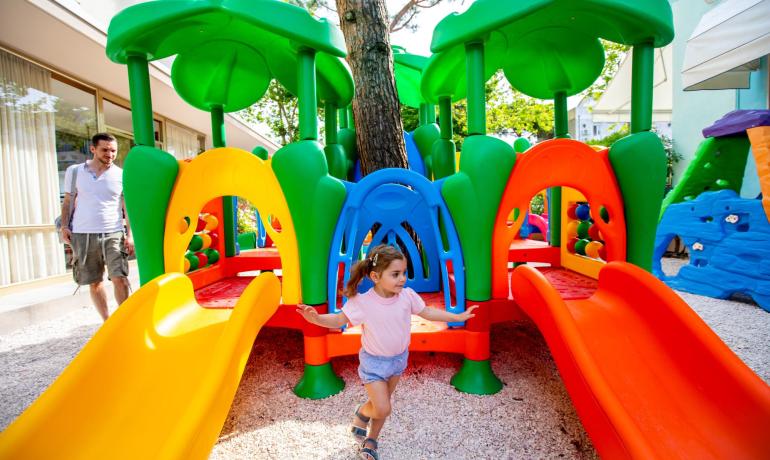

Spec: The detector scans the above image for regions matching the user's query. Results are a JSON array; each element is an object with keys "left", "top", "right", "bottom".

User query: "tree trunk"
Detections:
[{"left": 336, "top": 0, "right": 408, "bottom": 175}]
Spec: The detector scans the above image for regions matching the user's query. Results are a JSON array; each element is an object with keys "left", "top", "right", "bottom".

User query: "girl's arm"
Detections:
[
  {"left": 296, "top": 304, "right": 350, "bottom": 328},
  {"left": 418, "top": 305, "right": 478, "bottom": 322}
]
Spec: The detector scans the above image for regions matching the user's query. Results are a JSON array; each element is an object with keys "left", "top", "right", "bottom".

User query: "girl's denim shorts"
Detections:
[{"left": 358, "top": 349, "right": 409, "bottom": 384}]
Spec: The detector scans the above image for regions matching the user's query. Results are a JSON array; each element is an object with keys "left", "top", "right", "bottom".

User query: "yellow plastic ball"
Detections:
[
  {"left": 203, "top": 214, "right": 219, "bottom": 231},
  {"left": 585, "top": 241, "right": 603, "bottom": 259},
  {"left": 566, "top": 220, "right": 579, "bottom": 239},
  {"left": 199, "top": 232, "right": 212, "bottom": 250},
  {"left": 183, "top": 257, "right": 191, "bottom": 273}
]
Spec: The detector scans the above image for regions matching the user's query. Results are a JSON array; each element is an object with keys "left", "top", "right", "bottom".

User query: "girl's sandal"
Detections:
[
  {"left": 351, "top": 404, "right": 370, "bottom": 440},
  {"left": 360, "top": 437, "right": 378, "bottom": 460}
]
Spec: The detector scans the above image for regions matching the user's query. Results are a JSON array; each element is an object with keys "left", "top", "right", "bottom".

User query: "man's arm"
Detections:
[{"left": 60, "top": 193, "right": 72, "bottom": 244}]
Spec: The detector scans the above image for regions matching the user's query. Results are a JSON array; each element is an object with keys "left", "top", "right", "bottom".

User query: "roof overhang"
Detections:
[{"left": 0, "top": 0, "right": 279, "bottom": 152}]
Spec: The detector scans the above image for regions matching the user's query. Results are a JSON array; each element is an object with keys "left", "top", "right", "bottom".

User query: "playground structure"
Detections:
[
  {"left": 1, "top": 1, "right": 769, "bottom": 459},
  {"left": 654, "top": 110, "right": 770, "bottom": 311}
]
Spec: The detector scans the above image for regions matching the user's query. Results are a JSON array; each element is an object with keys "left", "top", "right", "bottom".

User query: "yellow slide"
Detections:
[{"left": 0, "top": 272, "right": 281, "bottom": 459}]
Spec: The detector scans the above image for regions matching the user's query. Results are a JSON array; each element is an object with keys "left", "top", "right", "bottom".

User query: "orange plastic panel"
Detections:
[
  {"left": 492, "top": 139, "right": 626, "bottom": 299},
  {"left": 510, "top": 262, "right": 770, "bottom": 459}
]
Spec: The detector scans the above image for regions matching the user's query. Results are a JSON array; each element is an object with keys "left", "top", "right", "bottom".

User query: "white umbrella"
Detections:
[{"left": 592, "top": 45, "right": 672, "bottom": 123}]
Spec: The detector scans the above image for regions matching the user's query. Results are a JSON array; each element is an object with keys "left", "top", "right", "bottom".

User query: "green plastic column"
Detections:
[
  {"left": 126, "top": 55, "right": 155, "bottom": 147},
  {"left": 338, "top": 107, "right": 348, "bottom": 129},
  {"left": 426, "top": 104, "right": 436, "bottom": 124},
  {"left": 211, "top": 105, "right": 226, "bottom": 148},
  {"left": 325, "top": 101, "right": 338, "bottom": 144},
  {"left": 549, "top": 91, "right": 569, "bottom": 247},
  {"left": 465, "top": 41, "right": 486, "bottom": 136},
  {"left": 211, "top": 106, "right": 236, "bottom": 258},
  {"left": 554, "top": 91, "right": 569, "bottom": 138},
  {"left": 294, "top": 363, "right": 345, "bottom": 399},
  {"left": 347, "top": 104, "right": 354, "bottom": 129},
  {"left": 298, "top": 47, "right": 318, "bottom": 141},
  {"left": 631, "top": 42, "right": 654, "bottom": 133},
  {"left": 451, "top": 359, "right": 503, "bottom": 395},
  {"left": 439, "top": 96, "right": 453, "bottom": 139},
  {"left": 418, "top": 103, "right": 435, "bottom": 126}
]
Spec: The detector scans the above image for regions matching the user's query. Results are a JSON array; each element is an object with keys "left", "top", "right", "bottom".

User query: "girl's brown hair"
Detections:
[{"left": 343, "top": 244, "right": 406, "bottom": 297}]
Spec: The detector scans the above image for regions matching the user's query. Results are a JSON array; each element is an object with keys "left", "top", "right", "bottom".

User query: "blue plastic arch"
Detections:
[
  {"left": 328, "top": 168, "right": 466, "bottom": 321},
  {"left": 254, "top": 210, "right": 267, "bottom": 248}
]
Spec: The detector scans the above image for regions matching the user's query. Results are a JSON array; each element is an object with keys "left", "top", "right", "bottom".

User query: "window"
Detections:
[
  {"left": 0, "top": 48, "right": 66, "bottom": 284},
  {"left": 51, "top": 76, "right": 97, "bottom": 195}
]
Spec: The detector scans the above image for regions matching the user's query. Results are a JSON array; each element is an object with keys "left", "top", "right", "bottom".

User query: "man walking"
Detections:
[{"left": 60, "top": 133, "right": 134, "bottom": 321}]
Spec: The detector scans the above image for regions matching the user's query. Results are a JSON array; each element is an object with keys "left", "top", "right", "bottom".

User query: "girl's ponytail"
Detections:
[
  {"left": 343, "top": 244, "right": 406, "bottom": 298},
  {"left": 343, "top": 259, "right": 371, "bottom": 298}
]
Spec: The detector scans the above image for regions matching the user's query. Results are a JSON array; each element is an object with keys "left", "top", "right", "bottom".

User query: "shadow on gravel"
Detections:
[{"left": 0, "top": 324, "right": 98, "bottom": 430}]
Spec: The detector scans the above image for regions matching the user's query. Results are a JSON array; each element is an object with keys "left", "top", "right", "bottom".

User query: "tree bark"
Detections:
[{"left": 336, "top": 0, "right": 408, "bottom": 175}]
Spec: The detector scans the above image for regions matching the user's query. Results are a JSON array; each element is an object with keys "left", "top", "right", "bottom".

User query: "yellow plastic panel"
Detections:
[
  {"left": 164, "top": 147, "right": 301, "bottom": 304},
  {"left": 561, "top": 187, "right": 604, "bottom": 279},
  {"left": 0, "top": 272, "right": 281, "bottom": 459}
]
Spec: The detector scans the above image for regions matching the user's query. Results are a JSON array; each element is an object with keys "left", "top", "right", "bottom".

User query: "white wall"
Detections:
[{"left": 670, "top": 0, "right": 737, "bottom": 183}]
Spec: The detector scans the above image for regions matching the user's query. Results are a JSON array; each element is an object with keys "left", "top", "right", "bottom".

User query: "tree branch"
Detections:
[{"left": 389, "top": 0, "right": 444, "bottom": 33}]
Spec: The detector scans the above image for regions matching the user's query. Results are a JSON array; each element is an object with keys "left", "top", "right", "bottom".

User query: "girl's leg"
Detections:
[
  {"left": 356, "top": 375, "right": 400, "bottom": 428},
  {"left": 363, "top": 375, "right": 400, "bottom": 453}
]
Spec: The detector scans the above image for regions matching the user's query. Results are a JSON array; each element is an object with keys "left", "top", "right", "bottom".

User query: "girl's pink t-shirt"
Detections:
[{"left": 342, "top": 287, "right": 425, "bottom": 357}]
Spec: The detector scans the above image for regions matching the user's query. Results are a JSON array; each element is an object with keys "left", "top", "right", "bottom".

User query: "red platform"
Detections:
[
  {"left": 509, "top": 239, "right": 561, "bottom": 266},
  {"left": 192, "top": 266, "right": 595, "bottom": 362}
]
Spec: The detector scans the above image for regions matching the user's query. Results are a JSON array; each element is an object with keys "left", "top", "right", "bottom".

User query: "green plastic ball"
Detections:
[{"left": 189, "top": 234, "right": 203, "bottom": 251}]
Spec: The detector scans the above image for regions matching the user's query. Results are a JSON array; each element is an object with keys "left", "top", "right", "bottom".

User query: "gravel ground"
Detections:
[{"left": 1, "top": 259, "right": 768, "bottom": 459}]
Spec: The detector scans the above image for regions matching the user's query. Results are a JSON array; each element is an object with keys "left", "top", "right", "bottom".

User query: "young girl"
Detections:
[{"left": 297, "top": 244, "right": 477, "bottom": 460}]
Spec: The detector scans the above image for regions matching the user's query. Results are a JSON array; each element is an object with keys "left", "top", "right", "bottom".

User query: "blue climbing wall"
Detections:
[{"left": 653, "top": 190, "right": 770, "bottom": 311}]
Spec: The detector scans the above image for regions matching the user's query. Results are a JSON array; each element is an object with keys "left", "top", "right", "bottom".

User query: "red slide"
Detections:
[{"left": 510, "top": 262, "right": 770, "bottom": 459}]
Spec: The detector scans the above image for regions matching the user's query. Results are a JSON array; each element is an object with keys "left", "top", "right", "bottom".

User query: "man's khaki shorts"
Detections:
[{"left": 70, "top": 232, "right": 129, "bottom": 285}]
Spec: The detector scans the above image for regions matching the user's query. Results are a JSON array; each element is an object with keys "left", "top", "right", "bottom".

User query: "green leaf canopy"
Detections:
[{"left": 106, "top": 0, "right": 353, "bottom": 112}]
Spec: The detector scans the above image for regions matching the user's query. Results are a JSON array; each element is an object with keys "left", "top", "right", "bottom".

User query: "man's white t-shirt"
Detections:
[{"left": 63, "top": 163, "right": 124, "bottom": 234}]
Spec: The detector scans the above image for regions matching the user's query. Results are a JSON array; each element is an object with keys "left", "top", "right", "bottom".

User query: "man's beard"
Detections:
[{"left": 97, "top": 156, "right": 113, "bottom": 165}]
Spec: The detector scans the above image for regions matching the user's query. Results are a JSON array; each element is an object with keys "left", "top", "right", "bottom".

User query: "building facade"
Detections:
[
  {"left": 569, "top": 97, "right": 672, "bottom": 143},
  {"left": 0, "top": 0, "right": 279, "bottom": 287}
]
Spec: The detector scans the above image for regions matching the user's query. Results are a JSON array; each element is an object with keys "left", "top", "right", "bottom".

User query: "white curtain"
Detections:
[
  {"left": 166, "top": 121, "right": 200, "bottom": 159},
  {"left": 0, "top": 50, "right": 65, "bottom": 286}
]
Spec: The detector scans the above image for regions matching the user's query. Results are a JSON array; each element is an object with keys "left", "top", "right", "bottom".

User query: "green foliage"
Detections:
[
  {"left": 654, "top": 129, "right": 683, "bottom": 191},
  {"left": 401, "top": 105, "right": 419, "bottom": 132},
  {"left": 237, "top": 197, "right": 258, "bottom": 234},
  {"left": 586, "top": 40, "right": 630, "bottom": 100},
  {"left": 478, "top": 72, "right": 554, "bottom": 143},
  {"left": 586, "top": 125, "right": 630, "bottom": 147},
  {"left": 530, "top": 193, "right": 545, "bottom": 215},
  {"left": 238, "top": 80, "right": 299, "bottom": 145},
  {"left": 451, "top": 101, "right": 468, "bottom": 150}
]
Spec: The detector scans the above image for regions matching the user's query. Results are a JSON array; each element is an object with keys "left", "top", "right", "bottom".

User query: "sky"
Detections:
[
  {"left": 386, "top": 0, "right": 471, "bottom": 56},
  {"left": 315, "top": 0, "right": 472, "bottom": 57}
]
